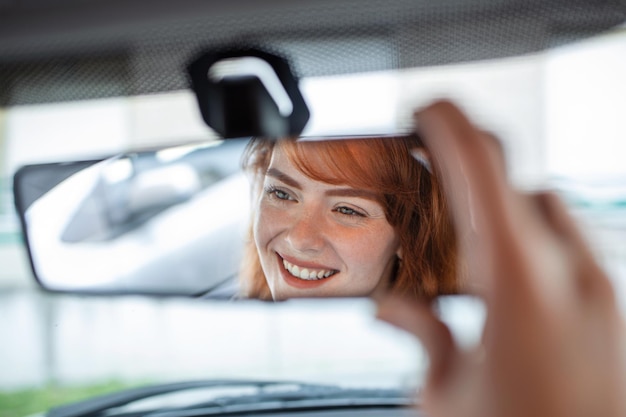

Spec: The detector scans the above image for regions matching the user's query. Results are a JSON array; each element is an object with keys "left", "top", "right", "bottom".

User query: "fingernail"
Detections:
[{"left": 410, "top": 149, "right": 432, "bottom": 173}]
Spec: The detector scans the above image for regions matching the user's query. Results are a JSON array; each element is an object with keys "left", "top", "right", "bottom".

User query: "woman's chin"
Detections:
[
  {"left": 270, "top": 281, "right": 327, "bottom": 300},
  {"left": 268, "top": 276, "right": 335, "bottom": 300}
]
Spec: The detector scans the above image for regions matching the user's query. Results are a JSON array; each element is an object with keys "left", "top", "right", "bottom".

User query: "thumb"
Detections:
[{"left": 376, "top": 295, "right": 458, "bottom": 388}]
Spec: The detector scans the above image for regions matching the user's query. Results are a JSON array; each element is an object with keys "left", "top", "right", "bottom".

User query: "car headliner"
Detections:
[{"left": 0, "top": 0, "right": 624, "bottom": 106}]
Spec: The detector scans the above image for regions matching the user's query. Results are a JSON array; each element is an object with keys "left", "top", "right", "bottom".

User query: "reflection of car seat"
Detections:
[
  {"left": 120, "top": 173, "right": 250, "bottom": 295},
  {"left": 127, "top": 164, "right": 201, "bottom": 218},
  {"left": 58, "top": 140, "right": 250, "bottom": 243},
  {"left": 60, "top": 187, "right": 110, "bottom": 242}
]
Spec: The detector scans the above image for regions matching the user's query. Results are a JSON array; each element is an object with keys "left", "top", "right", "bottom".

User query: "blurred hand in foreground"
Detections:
[{"left": 377, "top": 100, "right": 626, "bottom": 417}]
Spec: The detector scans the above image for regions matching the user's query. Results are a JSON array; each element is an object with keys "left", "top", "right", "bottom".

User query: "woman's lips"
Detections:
[{"left": 276, "top": 253, "right": 338, "bottom": 288}]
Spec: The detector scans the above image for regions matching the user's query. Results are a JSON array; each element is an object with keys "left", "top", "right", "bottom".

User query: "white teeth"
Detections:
[{"left": 282, "top": 258, "right": 336, "bottom": 281}]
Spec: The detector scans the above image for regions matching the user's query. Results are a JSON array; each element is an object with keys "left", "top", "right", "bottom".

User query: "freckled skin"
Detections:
[{"left": 253, "top": 144, "right": 401, "bottom": 300}]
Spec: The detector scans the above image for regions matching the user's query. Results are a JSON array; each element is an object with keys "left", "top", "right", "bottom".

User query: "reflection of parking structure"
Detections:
[{"left": 17, "top": 139, "right": 250, "bottom": 296}]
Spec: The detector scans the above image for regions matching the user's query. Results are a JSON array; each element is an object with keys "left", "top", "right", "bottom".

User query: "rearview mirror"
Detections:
[{"left": 14, "top": 135, "right": 457, "bottom": 301}]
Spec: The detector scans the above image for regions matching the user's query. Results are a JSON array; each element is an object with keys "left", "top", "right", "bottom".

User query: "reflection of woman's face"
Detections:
[{"left": 253, "top": 143, "right": 401, "bottom": 300}]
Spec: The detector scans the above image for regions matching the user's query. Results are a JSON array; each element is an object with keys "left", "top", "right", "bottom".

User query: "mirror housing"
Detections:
[{"left": 187, "top": 47, "right": 310, "bottom": 139}]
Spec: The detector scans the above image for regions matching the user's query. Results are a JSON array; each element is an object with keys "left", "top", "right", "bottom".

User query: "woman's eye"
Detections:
[
  {"left": 335, "top": 206, "right": 365, "bottom": 217},
  {"left": 265, "top": 186, "right": 293, "bottom": 201},
  {"left": 274, "top": 189, "right": 290, "bottom": 200}
]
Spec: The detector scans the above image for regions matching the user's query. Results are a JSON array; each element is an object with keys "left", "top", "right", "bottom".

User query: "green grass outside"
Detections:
[{"left": 0, "top": 380, "right": 143, "bottom": 417}]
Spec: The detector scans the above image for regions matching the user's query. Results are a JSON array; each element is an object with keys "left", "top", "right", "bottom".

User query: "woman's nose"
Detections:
[{"left": 285, "top": 210, "right": 326, "bottom": 253}]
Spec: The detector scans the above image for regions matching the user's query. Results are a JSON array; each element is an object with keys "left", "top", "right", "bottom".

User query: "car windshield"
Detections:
[{"left": 1, "top": 25, "right": 626, "bottom": 415}]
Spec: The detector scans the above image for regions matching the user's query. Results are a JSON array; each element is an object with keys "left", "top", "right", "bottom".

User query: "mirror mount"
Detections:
[{"left": 187, "top": 47, "right": 310, "bottom": 139}]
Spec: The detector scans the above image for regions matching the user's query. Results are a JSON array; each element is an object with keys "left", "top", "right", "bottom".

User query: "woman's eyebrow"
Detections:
[
  {"left": 266, "top": 168, "right": 301, "bottom": 189},
  {"left": 325, "top": 188, "right": 379, "bottom": 201},
  {"left": 266, "top": 167, "right": 378, "bottom": 201}
]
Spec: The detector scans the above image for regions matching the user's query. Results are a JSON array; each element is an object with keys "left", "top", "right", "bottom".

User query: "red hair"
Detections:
[{"left": 240, "top": 135, "right": 459, "bottom": 300}]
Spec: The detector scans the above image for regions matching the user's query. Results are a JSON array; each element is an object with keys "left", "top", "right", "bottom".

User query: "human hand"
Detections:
[{"left": 377, "top": 100, "right": 626, "bottom": 417}]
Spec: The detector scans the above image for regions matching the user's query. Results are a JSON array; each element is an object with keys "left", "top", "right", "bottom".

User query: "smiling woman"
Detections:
[{"left": 240, "top": 135, "right": 459, "bottom": 301}]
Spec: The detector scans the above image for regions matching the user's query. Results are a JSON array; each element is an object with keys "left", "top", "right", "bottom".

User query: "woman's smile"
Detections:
[
  {"left": 276, "top": 253, "right": 340, "bottom": 289},
  {"left": 282, "top": 259, "right": 337, "bottom": 280},
  {"left": 278, "top": 252, "right": 338, "bottom": 278}
]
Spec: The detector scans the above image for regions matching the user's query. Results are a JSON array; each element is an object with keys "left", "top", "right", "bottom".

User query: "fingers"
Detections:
[
  {"left": 534, "top": 192, "right": 598, "bottom": 267},
  {"left": 415, "top": 101, "right": 527, "bottom": 296},
  {"left": 377, "top": 295, "right": 457, "bottom": 388},
  {"left": 415, "top": 99, "right": 616, "bottom": 309},
  {"left": 534, "top": 191, "right": 616, "bottom": 303},
  {"left": 415, "top": 101, "right": 515, "bottom": 243}
]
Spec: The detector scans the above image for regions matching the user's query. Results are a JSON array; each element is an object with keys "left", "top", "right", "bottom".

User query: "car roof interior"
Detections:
[{"left": 1, "top": 0, "right": 624, "bottom": 106}]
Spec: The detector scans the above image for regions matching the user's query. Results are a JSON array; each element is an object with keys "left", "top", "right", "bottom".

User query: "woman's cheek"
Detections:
[{"left": 255, "top": 201, "right": 284, "bottom": 245}]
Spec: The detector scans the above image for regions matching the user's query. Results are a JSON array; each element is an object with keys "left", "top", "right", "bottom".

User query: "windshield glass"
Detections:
[{"left": 1, "top": 27, "right": 626, "bottom": 414}]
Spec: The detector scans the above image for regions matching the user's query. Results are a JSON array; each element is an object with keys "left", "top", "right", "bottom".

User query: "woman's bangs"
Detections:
[{"left": 281, "top": 139, "right": 385, "bottom": 191}]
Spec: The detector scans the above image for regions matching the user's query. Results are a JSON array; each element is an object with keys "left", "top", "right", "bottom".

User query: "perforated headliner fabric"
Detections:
[{"left": 0, "top": 0, "right": 624, "bottom": 105}]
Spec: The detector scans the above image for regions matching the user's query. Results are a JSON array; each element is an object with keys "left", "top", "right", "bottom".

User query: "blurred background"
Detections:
[{"left": 1, "top": 24, "right": 626, "bottom": 416}]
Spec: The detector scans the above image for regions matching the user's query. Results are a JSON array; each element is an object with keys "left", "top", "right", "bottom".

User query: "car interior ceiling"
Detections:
[{"left": 0, "top": 0, "right": 624, "bottom": 107}]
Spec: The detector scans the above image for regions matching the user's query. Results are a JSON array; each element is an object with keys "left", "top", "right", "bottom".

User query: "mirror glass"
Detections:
[{"left": 15, "top": 139, "right": 251, "bottom": 297}]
